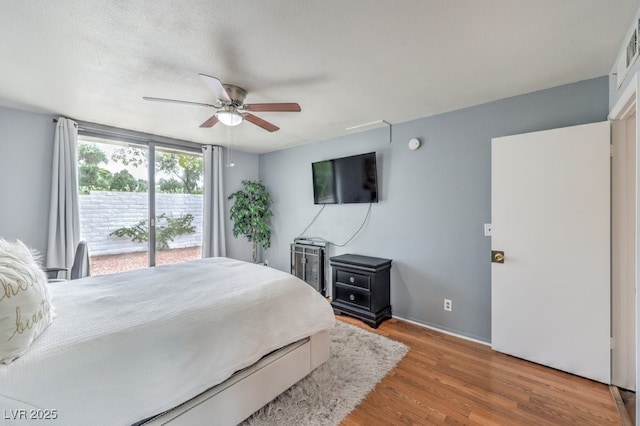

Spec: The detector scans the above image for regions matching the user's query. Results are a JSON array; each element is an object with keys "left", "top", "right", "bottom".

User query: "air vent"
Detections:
[
  {"left": 616, "top": 18, "right": 640, "bottom": 88},
  {"left": 627, "top": 25, "right": 638, "bottom": 67}
]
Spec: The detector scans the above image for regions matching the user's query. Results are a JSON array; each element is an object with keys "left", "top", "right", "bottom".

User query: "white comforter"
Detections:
[{"left": 0, "top": 257, "right": 335, "bottom": 425}]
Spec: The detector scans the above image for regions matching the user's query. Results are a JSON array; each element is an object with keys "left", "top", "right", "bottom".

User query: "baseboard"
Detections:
[{"left": 392, "top": 314, "right": 490, "bottom": 347}]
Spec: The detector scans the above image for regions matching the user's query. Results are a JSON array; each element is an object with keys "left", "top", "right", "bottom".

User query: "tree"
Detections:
[
  {"left": 110, "top": 147, "right": 203, "bottom": 194},
  {"left": 156, "top": 152, "right": 203, "bottom": 194},
  {"left": 228, "top": 180, "right": 273, "bottom": 263},
  {"left": 79, "top": 141, "right": 108, "bottom": 165},
  {"left": 78, "top": 141, "right": 112, "bottom": 192},
  {"left": 110, "top": 170, "right": 141, "bottom": 192},
  {"left": 111, "top": 146, "right": 146, "bottom": 168},
  {"left": 136, "top": 179, "right": 147, "bottom": 192},
  {"left": 159, "top": 178, "right": 184, "bottom": 193}
]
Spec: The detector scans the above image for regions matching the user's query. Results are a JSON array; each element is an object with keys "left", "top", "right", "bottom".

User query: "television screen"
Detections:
[{"left": 312, "top": 152, "right": 378, "bottom": 204}]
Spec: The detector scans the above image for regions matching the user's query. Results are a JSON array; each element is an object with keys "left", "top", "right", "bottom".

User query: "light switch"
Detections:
[{"left": 484, "top": 223, "right": 492, "bottom": 237}]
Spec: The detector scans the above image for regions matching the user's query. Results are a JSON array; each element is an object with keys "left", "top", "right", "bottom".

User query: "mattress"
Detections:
[{"left": 0, "top": 257, "right": 335, "bottom": 425}]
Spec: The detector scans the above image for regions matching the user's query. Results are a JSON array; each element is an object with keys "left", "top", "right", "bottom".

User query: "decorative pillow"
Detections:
[{"left": 0, "top": 239, "right": 53, "bottom": 364}]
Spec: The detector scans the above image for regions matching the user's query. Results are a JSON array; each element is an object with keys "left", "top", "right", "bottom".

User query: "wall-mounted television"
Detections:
[{"left": 312, "top": 152, "right": 379, "bottom": 204}]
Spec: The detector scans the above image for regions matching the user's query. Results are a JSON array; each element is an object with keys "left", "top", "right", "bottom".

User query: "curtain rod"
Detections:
[
  {"left": 53, "top": 118, "right": 203, "bottom": 152},
  {"left": 52, "top": 118, "right": 78, "bottom": 128}
]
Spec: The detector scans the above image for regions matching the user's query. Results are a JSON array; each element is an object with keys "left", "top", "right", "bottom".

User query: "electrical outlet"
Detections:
[
  {"left": 444, "top": 299, "right": 452, "bottom": 312},
  {"left": 264, "top": 259, "right": 269, "bottom": 266}
]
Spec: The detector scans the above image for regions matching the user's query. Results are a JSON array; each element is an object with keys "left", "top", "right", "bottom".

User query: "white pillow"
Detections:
[{"left": 0, "top": 239, "right": 54, "bottom": 364}]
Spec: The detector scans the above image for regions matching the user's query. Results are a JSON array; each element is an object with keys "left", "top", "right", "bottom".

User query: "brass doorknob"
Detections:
[{"left": 492, "top": 250, "right": 505, "bottom": 263}]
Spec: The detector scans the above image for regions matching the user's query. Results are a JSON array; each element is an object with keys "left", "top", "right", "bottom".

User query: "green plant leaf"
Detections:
[
  {"left": 109, "top": 213, "right": 196, "bottom": 250},
  {"left": 228, "top": 180, "right": 273, "bottom": 262}
]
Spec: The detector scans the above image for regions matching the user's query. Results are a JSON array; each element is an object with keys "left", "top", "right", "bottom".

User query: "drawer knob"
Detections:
[
  {"left": 349, "top": 276, "right": 355, "bottom": 283},
  {"left": 349, "top": 294, "right": 355, "bottom": 301}
]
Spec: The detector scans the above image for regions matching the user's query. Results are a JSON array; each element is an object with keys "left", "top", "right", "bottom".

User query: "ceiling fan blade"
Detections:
[
  {"left": 198, "top": 74, "right": 231, "bottom": 102},
  {"left": 244, "top": 103, "right": 301, "bottom": 112},
  {"left": 142, "top": 96, "right": 217, "bottom": 108},
  {"left": 244, "top": 113, "right": 279, "bottom": 132},
  {"left": 199, "top": 114, "right": 219, "bottom": 128}
]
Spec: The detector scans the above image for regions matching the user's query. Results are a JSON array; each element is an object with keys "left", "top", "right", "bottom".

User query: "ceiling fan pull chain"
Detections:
[{"left": 226, "top": 125, "right": 235, "bottom": 167}]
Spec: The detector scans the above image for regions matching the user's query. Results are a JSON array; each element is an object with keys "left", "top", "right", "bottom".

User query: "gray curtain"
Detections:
[
  {"left": 46, "top": 117, "right": 80, "bottom": 274},
  {"left": 202, "top": 145, "right": 226, "bottom": 257}
]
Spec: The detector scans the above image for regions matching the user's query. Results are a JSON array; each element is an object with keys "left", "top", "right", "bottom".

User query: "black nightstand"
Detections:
[{"left": 329, "top": 254, "right": 392, "bottom": 328}]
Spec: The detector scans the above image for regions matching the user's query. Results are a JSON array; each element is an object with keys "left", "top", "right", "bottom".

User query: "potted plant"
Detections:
[{"left": 228, "top": 180, "right": 273, "bottom": 263}]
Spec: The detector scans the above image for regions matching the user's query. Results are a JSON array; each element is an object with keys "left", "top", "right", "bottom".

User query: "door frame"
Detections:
[
  {"left": 76, "top": 126, "right": 204, "bottom": 270},
  {"left": 609, "top": 72, "right": 639, "bottom": 394}
]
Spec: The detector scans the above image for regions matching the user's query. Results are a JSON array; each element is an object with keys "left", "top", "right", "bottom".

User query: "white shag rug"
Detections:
[{"left": 242, "top": 320, "right": 409, "bottom": 426}]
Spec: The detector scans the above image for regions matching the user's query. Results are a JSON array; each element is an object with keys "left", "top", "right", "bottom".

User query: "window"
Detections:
[{"left": 77, "top": 135, "right": 203, "bottom": 275}]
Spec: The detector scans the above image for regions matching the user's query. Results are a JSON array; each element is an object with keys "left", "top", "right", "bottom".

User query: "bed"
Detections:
[{"left": 0, "top": 257, "right": 335, "bottom": 425}]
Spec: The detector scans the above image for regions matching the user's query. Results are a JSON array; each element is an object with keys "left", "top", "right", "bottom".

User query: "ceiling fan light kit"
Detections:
[
  {"left": 143, "top": 74, "right": 300, "bottom": 132},
  {"left": 216, "top": 109, "right": 243, "bottom": 127}
]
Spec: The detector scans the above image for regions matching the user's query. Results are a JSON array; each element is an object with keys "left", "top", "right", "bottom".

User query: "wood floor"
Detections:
[{"left": 338, "top": 315, "right": 621, "bottom": 426}]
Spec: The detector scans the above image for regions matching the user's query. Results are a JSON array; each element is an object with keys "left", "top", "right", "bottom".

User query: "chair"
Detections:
[{"left": 46, "top": 241, "right": 90, "bottom": 281}]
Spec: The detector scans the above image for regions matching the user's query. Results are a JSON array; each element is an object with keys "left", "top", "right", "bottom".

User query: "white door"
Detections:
[{"left": 491, "top": 121, "right": 611, "bottom": 384}]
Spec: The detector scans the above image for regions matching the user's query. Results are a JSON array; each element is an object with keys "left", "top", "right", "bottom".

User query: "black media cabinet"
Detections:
[
  {"left": 290, "top": 242, "right": 325, "bottom": 294},
  {"left": 329, "top": 254, "right": 392, "bottom": 328}
]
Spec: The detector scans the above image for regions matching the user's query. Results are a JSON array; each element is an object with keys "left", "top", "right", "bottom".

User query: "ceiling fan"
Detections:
[{"left": 143, "top": 74, "right": 301, "bottom": 132}]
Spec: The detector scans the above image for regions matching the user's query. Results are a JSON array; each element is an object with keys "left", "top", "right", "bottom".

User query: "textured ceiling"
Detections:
[{"left": 0, "top": 1, "right": 638, "bottom": 153}]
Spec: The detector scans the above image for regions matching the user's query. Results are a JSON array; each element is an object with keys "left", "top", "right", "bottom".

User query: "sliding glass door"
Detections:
[
  {"left": 153, "top": 147, "right": 203, "bottom": 267},
  {"left": 77, "top": 136, "right": 203, "bottom": 275}
]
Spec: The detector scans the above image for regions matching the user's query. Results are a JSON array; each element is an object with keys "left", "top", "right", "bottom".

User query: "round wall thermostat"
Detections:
[{"left": 408, "top": 138, "right": 421, "bottom": 150}]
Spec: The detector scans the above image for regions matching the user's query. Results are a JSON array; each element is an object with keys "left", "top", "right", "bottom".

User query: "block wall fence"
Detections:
[{"left": 79, "top": 191, "right": 203, "bottom": 256}]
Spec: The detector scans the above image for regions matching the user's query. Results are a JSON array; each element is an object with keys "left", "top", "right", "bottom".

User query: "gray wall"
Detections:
[
  {"left": 0, "top": 107, "right": 55, "bottom": 256},
  {"left": 221, "top": 148, "right": 260, "bottom": 262},
  {"left": 259, "top": 76, "right": 610, "bottom": 342}
]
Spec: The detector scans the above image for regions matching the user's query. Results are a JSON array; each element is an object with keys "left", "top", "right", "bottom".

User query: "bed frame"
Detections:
[{"left": 141, "top": 330, "right": 330, "bottom": 425}]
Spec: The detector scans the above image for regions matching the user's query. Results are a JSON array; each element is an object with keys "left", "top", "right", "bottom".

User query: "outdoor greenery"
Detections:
[
  {"left": 156, "top": 153, "right": 203, "bottom": 194},
  {"left": 228, "top": 180, "right": 273, "bottom": 263},
  {"left": 78, "top": 141, "right": 203, "bottom": 194},
  {"left": 109, "top": 213, "right": 196, "bottom": 250},
  {"left": 78, "top": 142, "right": 146, "bottom": 193}
]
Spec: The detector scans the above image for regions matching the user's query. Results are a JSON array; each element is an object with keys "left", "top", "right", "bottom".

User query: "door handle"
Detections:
[{"left": 492, "top": 250, "right": 505, "bottom": 263}]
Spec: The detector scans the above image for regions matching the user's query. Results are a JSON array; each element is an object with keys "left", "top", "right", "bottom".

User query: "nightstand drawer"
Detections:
[
  {"left": 335, "top": 284, "right": 370, "bottom": 309},
  {"left": 335, "top": 270, "right": 370, "bottom": 290}
]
